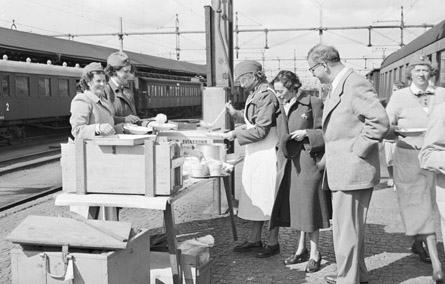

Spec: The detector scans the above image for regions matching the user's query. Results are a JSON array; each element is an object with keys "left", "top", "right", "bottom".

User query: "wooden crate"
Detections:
[
  {"left": 157, "top": 130, "right": 225, "bottom": 157},
  {"left": 61, "top": 136, "right": 183, "bottom": 196},
  {"left": 10, "top": 229, "right": 150, "bottom": 284},
  {"left": 154, "top": 142, "right": 184, "bottom": 196}
]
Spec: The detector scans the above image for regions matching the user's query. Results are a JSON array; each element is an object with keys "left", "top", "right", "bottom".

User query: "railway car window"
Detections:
[
  {"left": 38, "top": 77, "right": 51, "bottom": 97},
  {"left": 1, "top": 75, "right": 10, "bottom": 97},
  {"left": 441, "top": 51, "right": 445, "bottom": 86},
  {"left": 166, "top": 85, "right": 170, "bottom": 96},
  {"left": 58, "top": 79, "right": 69, "bottom": 96},
  {"left": 15, "top": 76, "right": 30, "bottom": 97}
]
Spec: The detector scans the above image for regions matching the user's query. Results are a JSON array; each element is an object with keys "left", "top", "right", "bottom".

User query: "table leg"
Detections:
[
  {"left": 222, "top": 176, "right": 238, "bottom": 241},
  {"left": 212, "top": 178, "right": 222, "bottom": 215},
  {"left": 163, "top": 201, "right": 183, "bottom": 284}
]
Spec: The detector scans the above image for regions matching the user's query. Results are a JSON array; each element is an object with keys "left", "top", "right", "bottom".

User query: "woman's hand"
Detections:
[
  {"left": 124, "top": 114, "right": 141, "bottom": 124},
  {"left": 222, "top": 131, "right": 235, "bottom": 141},
  {"left": 290, "top": 129, "right": 307, "bottom": 141},
  {"left": 98, "top": 123, "right": 116, "bottom": 136},
  {"left": 225, "top": 102, "right": 237, "bottom": 117}
]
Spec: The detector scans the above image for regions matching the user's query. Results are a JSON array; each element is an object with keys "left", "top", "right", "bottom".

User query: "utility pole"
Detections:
[
  {"left": 118, "top": 17, "right": 123, "bottom": 52},
  {"left": 319, "top": 3, "right": 323, "bottom": 44},
  {"left": 293, "top": 49, "right": 296, "bottom": 73},
  {"left": 175, "top": 14, "right": 180, "bottom": 60},
  {"left": 400, "top": 6, "right": 405, "bottom": 47}
]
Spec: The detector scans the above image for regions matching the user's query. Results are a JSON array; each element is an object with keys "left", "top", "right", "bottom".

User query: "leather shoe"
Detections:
[
  {"left": 305, "top": 253, "right": 322, "bottom": 273},
  {"left": 433, "top": 269, "right": 445, "bottom": 283},
  {"left": 256, "top": 243, "right": 280, "bottom": 258},
  {"left": 324, "top": 275, "right": 368, "bottom": 284},
  {"left": 284, "top": 248, "right": 309, "bottom": 265},
  {"left": 233, "top": 240, "right": 262, "bottom": 252},
  {"left": 411, "top": 240, "right": 431, "bottom": 264}
]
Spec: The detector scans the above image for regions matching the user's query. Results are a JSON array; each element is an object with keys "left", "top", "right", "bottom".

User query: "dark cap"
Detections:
[
  {"left": 408, "top": 55, "right": 432, "bottom": 67},
  {"left": 234, "top": 60, "right": 262, "bottom": 80},
  {"left": 107, "top": 52, "right": 131, "bottom": 68},
  {"left": 82, "top": 62, "right": 103, "bottom": 77}
]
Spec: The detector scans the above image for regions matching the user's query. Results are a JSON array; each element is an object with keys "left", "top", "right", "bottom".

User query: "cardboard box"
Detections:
[
  {"left": 150, "top": 251, "right": 212, "bottom": 284},
  {"left": 11, "top": 229, "right": 150, "bottom": 284},
  {"left": 61, "top": 136, "right": 183, "bottom": 196}
]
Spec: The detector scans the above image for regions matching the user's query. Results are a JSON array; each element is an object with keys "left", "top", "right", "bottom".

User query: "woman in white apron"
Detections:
[
  {"left": 386, "top": 56, "right": 445, "bottom": 283},
  {"left": 223, "top": 60, "right": 280, "bottom": 258}
]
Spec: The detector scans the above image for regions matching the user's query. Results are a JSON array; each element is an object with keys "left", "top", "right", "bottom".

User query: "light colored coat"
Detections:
[
  {"left": 322, "top": 68, "right": 389, "bottom": 191},
  {"left": 420, "top": 101, "right": 445, "bottom": 175},
  {"left": 419, "top": 101, "right": 445, "bottom": 250},
  {"left": 69, "top": 91, "right": 115, "bottom": 139}
]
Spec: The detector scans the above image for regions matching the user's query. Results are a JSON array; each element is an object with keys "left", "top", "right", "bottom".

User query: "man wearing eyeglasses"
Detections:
[{"left": 307, "top": 45, "right": 389, "bottom": 284}]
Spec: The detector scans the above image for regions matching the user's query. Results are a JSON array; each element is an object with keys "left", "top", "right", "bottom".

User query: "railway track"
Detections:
[
  {"left": 0, "top": 186, "right": 62, "bottom": 213},
  {"left": 0, "top": 141, "right": 64, "bottom": 212},
  {"left": 0, "top": 148, "right": 61, "bottom": 176}
]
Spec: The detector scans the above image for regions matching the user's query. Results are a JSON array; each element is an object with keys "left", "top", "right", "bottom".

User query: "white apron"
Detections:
[
  {"left": 393, "top": 146, "right": 435, "bottom": 235},
  {"left": 238, "top": 94, "right": 278, "bottom": 221}
]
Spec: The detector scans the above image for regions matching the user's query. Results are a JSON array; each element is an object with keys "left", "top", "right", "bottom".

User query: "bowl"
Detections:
[
  {"left": 123, "top": 125, "right": 152, "bottom": 135},
  {"left": 149, "top": 122, "right": 177, "bottom": 131}
]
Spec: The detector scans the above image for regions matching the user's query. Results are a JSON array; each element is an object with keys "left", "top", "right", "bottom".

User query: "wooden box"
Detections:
[
  {"left": 61, "top": 135, "right": 183, "bottom": 196},
  {"left": 154, "top": 142, "right": 184, "bottom": 196},
  {"left": 150, "top": 251, "right": 212, "bottom": 284},
  {"left": 157, "top": 130, "right": 225, "bottom": 157},
  {"left": 10, "top": 229, "right": 150, "bottom": 284}
]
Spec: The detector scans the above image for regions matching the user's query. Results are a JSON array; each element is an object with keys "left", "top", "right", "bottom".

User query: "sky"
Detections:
[{"left": 1, "top": 0, "right": 444, "bottom": 86}]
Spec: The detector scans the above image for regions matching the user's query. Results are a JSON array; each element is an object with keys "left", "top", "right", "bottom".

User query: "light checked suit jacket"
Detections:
[{"left": 322, "top": 68, "right": 390, "bottom": 191}]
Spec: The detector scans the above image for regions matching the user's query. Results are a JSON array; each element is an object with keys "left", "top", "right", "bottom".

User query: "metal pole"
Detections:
[
  {"left": 175, "top": 14, "right": 180, "bottom": 60},
  {"left": 400, "top": 6, "right": 405, "bottom": 47},
  {"left": 119, "top": 17, "right": 123, "bottom": 52},
  {"left": 319, "top": 3, "right": 323, "bottom": 43}
]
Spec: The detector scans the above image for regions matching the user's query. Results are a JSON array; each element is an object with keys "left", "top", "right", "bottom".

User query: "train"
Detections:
[
  {"left": 0, "top": 59, "right": 207, "bottom": 142},
  {"left": 0, "top": 58, "right": 250, "bottom": 144},
  {"left": 376, "top": 19, "right": 445, "bottom": 102}
]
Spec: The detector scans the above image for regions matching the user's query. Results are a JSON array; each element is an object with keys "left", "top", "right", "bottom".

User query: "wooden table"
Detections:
[{"left": 54, "top": 176, "right": 237, "bottom": 284}]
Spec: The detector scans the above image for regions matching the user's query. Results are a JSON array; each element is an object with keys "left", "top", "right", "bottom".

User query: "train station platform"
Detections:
[{"left": 0, "top": 144, "right": 443, "bottom": 284}]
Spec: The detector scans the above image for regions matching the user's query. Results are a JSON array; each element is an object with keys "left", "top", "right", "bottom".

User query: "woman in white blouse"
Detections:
[{"left": 385, "top": 56, "right": 445, "bottom": 282}]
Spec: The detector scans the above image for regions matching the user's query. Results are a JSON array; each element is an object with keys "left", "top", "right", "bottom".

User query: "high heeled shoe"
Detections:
[
  {"left": 284, "top": 248, "right": 309, "bottom": 265},
  {"left": 411, "top": 240, "right": 431, "bottom": 264},
  {"left": 433, "top": 269, "right": 445, "bottom": 283},
  {"left": 305, "top": 253, "right": 322, "bottom": 273}
]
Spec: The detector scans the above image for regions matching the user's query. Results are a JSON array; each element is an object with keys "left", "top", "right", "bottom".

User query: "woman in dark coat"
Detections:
[{"left": 270, "top": 70, "right": 330, "bottom": 273}]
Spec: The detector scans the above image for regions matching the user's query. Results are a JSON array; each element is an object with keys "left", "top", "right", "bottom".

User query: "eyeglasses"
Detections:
[{"left": 308, "top": 62, "right": 324, "bottom": 74}]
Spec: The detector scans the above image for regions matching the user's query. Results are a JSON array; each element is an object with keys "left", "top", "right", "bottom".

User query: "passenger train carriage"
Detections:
[
  {"left": 0, "top": 59, "right": 206, "bottom": 142},
  {"left": 378, "top": 19, "right": 445, "bottom": 102}
]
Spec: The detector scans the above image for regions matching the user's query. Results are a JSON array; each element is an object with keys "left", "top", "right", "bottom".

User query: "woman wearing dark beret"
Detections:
[{"left": 269, "top": 70, "right": 330, "bottom": 273}]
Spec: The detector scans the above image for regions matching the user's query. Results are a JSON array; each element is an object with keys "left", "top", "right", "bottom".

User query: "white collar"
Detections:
[
  {"left": 410, "top": 84, "right": 435, "bottom": 95},
  {"left": 331, "top": 66, "right": 349, "bottom": 93}
]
